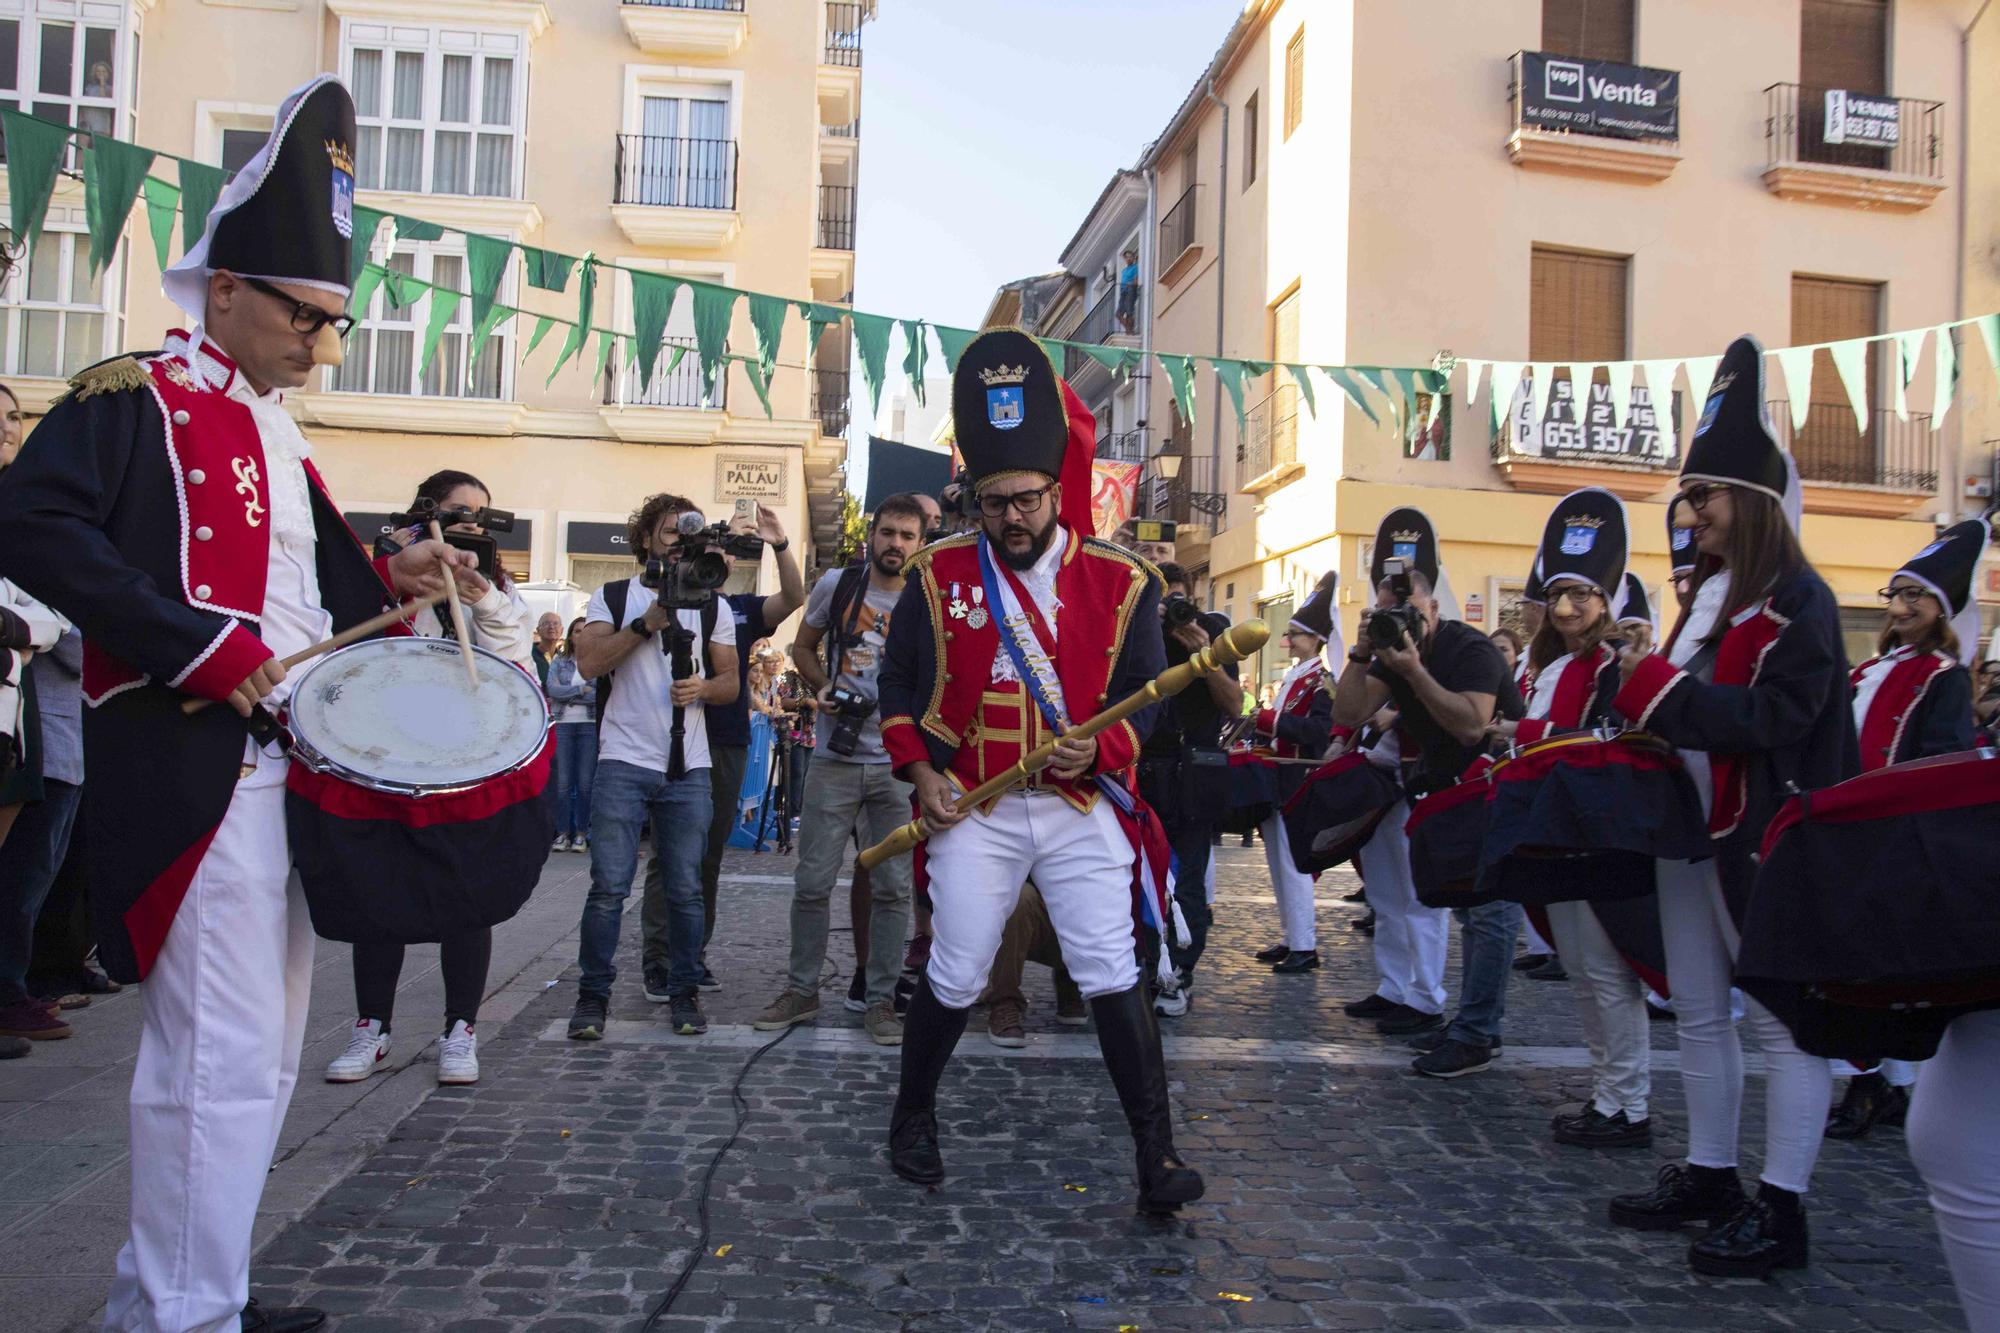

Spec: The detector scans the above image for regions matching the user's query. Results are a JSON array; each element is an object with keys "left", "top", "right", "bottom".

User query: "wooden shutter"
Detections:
[
  {"left": 1180, "top": 140, "right": 1198, "bottom": 197},
  {"left": 1790, "top": 275, "right": 1882, "bottom": 484},
  {"left": 1284, "top": 29, "right": 1304, "bottom": 138},
  {"left": 1541, "top": 0, "right": 1634, "bottom": 63},
  {"left": 1243, "top": 91, "right": 1259, "bottom": 188},
  {"left": 1272, "top": 287, "right": 1301, "bottom": 364},
  {"left": 1800, "top": 0, "right": 1887, "bottom": 94},
  {"left": 1530, "top": 247, "right": 1627, "bottom": 407}
]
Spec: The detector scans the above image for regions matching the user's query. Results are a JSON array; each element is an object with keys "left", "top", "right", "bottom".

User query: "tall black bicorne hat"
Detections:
[
  {"left": 164, "top": 75, "right": 358, "bottom": 318},
  {"left": 1616, "top": 572, "right": 1654, "bottom": 629},
  {"left": 1536, "top": 487, "right": 1628, "bottom": 601},
  {"left": 1681, "top": 335, "right": 1788, "bottom": 506},
  {"left": 1289, "top": 571, "right": 1337, "bottom": 640},
  {"left": 951, "top": 328, "right": 1068, "bottom": 490},
  {"left": 1521, "top": 552, "right": 1547, "bottom": 607},
  {"left": 1897, "top": 517, "right": 1990, "bottom": 664},
  {"left": 1370, "top": 507, "right": 1440, "bottom": 591},
  {"left": 1667, "top": 496, "right": 1697, "bottom": 576}
]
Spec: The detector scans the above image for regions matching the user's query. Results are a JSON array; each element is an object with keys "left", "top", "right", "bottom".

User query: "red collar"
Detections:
[{"left": 163, "top": 329, "right": 245, "bottom": 394}]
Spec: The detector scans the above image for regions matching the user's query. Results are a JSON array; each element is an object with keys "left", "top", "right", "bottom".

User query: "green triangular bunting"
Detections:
[
  {"left": 82, "top": 137, "right": 155, "bottom": 277},
  {"left": 740, "top": 354, "right": 775, "bottom": 419},
  {"left": 393, "top": 214, "right": 443, "bottom": 242},
  {"left": 417, "top": 288, "right": 462, "bottom": 381},
  {"left": 464, "top": 234, "right": 512, "bottom": 332},
  {"left": 4, "top": 112, "right": 72, "bottom": 253},
  {"left": 748, "top": 294, "right": 789, "bottom": 378},
  {"left": 525, "top": 315, "right": 557, "bottom": 361},
  {"left": 348, "top": 205, "right": 386, "bottom": 284},
  {"left": 690, "top": 284, "right": 738, "bottom": 397},
  {"left": 1324, "top": 367, "right": 1380, "bottom": 426},
  {"left": 799, "top": 302, "right": 846, "bottom": 359},
  {"left": 1211, "top": 358, "right": 1251, "bottom": 430},
  {"left": 934, "top": 325, "right": 977, "bottom": 374},
  {"left": 900, "top": 321, "right": 929, "bottom": 406},
  {"left": 139, "top": 175, "right": 179, "bottom": 271},
  {"left": 550, "top": 256, "right": 598, "bottom": 386},
  {"left": 176, "top": 159, "right": 227, "bottom": 255},
  {"left": 349, "top": 263, "right": 388, "bottom": 320},
  {"left": 1286, "top": 364, "right": 1318, "bottom": 418},
  {"left": 524, "top": 247, "right": 574, "bottom": 293},
  {"left": 850, "top": 311, "right": 895, "bottom": 416},
  {"left": 1159, "top": 354, "right": 1197, "bottom": 426},
  {"left": 630, "top": 271, "right": 685, "bottom": 390}
]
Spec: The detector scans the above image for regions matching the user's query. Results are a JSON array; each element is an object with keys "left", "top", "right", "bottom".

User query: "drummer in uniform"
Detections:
[
  {"left": 878, "top": 329, "right": 1204, "bottom": 1216},
  {"left": 1250, "top": 573, "right": 1336, "bottom": 975},
  {"left": 0, "top": 77, "right": 473, "bottom": 1333}
]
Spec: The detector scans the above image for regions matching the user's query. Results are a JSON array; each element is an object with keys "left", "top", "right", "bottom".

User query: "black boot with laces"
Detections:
[
  {"left": 1608, "top": 1162, "right": 1745, "bottom": 1231},
  {"left": 1688, "top": 1181, "right": 1810, "bottom": 1277}
]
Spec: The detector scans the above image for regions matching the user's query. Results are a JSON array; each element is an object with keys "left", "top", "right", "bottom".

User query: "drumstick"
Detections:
[
  {"left": 179, "top": 593, "right": 449, "bottom": 715},
  {"left": 429, "top": 519, "right": 480, "bottom": 690}
]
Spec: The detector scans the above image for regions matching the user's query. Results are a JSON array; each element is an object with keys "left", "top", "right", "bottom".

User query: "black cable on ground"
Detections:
[{"left": 638, "top": 1019, "right": 802, "bottom": 1329}]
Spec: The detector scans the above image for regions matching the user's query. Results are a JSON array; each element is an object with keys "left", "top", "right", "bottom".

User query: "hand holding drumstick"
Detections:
[{"left": 426, "top": 520, "right": 480, "bottom": 689}]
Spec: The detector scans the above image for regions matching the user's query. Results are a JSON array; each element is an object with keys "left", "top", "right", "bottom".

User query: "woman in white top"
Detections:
[{"left": 325, "top": 470, "right": 533, "bottom": 1089}]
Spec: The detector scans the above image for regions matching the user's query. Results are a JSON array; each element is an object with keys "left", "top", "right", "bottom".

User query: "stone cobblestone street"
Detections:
[{"left": 219, "top": 837, "right": 1966, "bottom": 1333}]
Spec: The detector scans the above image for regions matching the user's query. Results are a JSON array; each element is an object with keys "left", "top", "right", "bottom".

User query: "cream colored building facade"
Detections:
[
  {"left": 1, "top": 0, "right": 870, "bottom": 611},
  {"left": 1107, "top": 0, "right": 1989, "bottom": 692}
]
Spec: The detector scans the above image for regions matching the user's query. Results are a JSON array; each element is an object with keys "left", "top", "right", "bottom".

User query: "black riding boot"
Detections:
[
  {"left": 1090, "top": 984, "right": 1205, "bottom": 1215},
  {"left": 887, "top": 974, "right": 969, "bottom": 1185}
]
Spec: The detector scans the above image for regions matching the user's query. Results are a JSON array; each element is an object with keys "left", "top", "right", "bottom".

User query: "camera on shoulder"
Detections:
[
  {"left": 1365, "top": 557, "right": 1425, "bottom": 653},
  {"left": 641, "top": 509, "right": 766, "bottom": 610},
  {"left": 822, "top": 685, "right": 876, "bottom": 756}
]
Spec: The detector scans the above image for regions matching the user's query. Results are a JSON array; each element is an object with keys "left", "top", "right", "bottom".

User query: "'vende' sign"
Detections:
[
  {"left": 1823, "top": 90, "right": 1900, "bottom": 146},
  {"left": 1518, "top": 51, "right": 1679, "bottom": 141}
]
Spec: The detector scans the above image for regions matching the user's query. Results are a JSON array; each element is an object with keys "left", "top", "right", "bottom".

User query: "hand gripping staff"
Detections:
[{"left": 856, "top": 619, "right": 1270, "bottom": 870}]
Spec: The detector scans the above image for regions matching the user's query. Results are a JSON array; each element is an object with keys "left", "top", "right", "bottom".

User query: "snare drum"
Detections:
[
  {"left": 1217, "top": 749, "right": 1279, "bottom": 836},
  {"left": 1739, "top": 748, "right": 2000, "bottom": 1060},
  {"left": 1281, "top": 750, "right": 1402, "bottom": 876},
  {"left": 284, "top": 638, "right": 554, "bottom": 945},
  {"left": 1407, "top": 759, "right": 1495, "bottom": 910},
  {"left": 1476, "top": 731, "right": 1709, "bottom": 908}
]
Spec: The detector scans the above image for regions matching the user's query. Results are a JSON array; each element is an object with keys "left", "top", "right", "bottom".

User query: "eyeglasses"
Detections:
[
  {"left": 1877, "top": 586, "right": 1933, "bottom": 606},
  {"left": 1681, "top": 483, "right": 1730, "bottom": 512},
  {"left": 241, "top": 276, "right": 356, "bottom": 338},
  {"left": 1550, "top": 586, "right": 1604, "bottom": 606},
  {"left": 978, "top": 483, "right": 1055, "bottom": 518}
]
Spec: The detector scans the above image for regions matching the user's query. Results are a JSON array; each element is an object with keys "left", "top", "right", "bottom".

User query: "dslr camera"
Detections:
[
  {"left": 1161, "top": 592, "right": 1201, "bottom": 630},
  {"left": 641, "top": 509, "right": 766, "bottom": 610},
  {"left": 1365, "top": 557, "right": 1426, "bottom": 653},
  {"left": 391, "top": 496, "right": 516, "bottom": 581},
  {"left": 821, "top": 685, "right": 876, "bottom": 757}
]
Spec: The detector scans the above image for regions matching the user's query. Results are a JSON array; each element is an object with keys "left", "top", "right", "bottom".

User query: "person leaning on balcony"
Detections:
[{"left": 1116, "top": 248, "right": 1139, "bottom": 333}]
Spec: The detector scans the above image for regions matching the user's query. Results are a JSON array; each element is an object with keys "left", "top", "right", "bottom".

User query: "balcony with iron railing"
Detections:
[
  {"left": 1061, "top": 288, "right": 1128, "bottom": 380},
  {"left": 618, "top": 0, "right": 749, "bottom": 57},
  {"left": 1157, "top": 185, "right": 1199, "bottom": 284},
  {"left": 818, "top": 184, "right": 855, "bottom": 250},
  {"left": 1238, "top": 383, "right": 1303, "bottom": 494},
  {"left": 1505, "top": 49, "right": 1682, "bottom": 182},
  {"left": 1095, "top": 430, "right": 1145, "bottom": 464},
  {"left": 1139, "top": 453, "right": 1223, "bottom": 532},
  {"left": 602, "top": 335, "right": 727, "bottom": 412},
  {"left": 611, "top": 134, "right": 740, "bottom": 247},
  {"left": 1762, "top": 83, "right": 1945, "bottom": 210},
  {"left": 1767, "top": 399, "right": 1936, "bottom": 496},
  {"left": 813, "top": 368, "right": 851, "bottom": 438},
  {"left": 824, "top": 1, "right": 864, "bottom": 66}
]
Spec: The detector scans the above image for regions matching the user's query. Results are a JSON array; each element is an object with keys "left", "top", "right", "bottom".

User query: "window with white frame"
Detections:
[
  {"left": 332, "top": 246, "right": 512, "bottom": 401},
  {"left": 2, "top": 226, "right": 115, "bottom": 379},
  {"left": 0, "top": 9, "right": 126, "bottom": 158},
  {"left": 604, "top": 266, "right": 725, "bottom": 412},
  {"left": 346, "top": 25, "right": 523, "bottom": 198}
]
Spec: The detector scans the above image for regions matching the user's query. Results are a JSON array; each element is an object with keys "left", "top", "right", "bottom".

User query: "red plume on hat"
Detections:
[{"left": 1057, "top": 378, "right": 1098, "bottom": 536}]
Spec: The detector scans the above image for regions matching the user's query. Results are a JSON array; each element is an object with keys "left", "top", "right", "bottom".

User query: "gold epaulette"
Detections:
[
  {"left": 62, "top": 356, "right": 151, "bottom": 403},
  {"left": 903, "top": 531, "right": 977, "bottom": 576}
]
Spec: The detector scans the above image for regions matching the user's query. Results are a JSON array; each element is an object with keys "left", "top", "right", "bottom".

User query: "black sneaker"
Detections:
[
  {"left": 1526, "top": 958, "right": 1569, "bottom": 981},
  {"left": 1253, "top": 942, "right": 1290, "bottom": 964},
  {"left": 1411, "top": 1030, "right": 1503, "bottom": 1055},
  {"left": 642, "top": 967, "right": 673, "bottom": 1004},
  {"left": 697, "top": 964, "right": 720, "bottom": 992},
  {"left": 1553, "top": 1106, "right": 1653, "bottom": 1148},
  {"left": 844, "top": 967, "right": 868, "bottom": 1014},
  {"left": 669, "top": 994, "right": 707, "bottom": 1036},
  {"left": 1376, "top": 1006, "right": 1446, "bottom": 1036},
  {"left": 1512, "top": 952, "right": 1552, "bottom": 972},
  {"left": 1342, "top": 992, "right": 1399, "bottom": 1019},
  {"left": 567, "top": 994, "right": 609, "bottom": 1041},
  {"left": 1411, "top": 1038, "right": 1493, "bottom": 1078}
]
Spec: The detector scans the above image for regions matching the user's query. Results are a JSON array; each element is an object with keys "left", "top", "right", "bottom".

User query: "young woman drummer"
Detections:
[
  {"left": 1490, "top": 488, "right": 1657, "bottom": 1150},
  {"left": 1820, "top": 520, "right": 1980, "bottom": 1140},
  {"left": 325, "top": 469, "right": 534, "bottom": 1087},
  {"left": 1608, "top": 337, "right": 1856, "bottom": 1279}
]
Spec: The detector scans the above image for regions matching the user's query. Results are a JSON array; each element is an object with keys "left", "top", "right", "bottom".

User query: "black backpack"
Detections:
[{"left": 594, "top": 578, "right": 719, "bottom": 732}]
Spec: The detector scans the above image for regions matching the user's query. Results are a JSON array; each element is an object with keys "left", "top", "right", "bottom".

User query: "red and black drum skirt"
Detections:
[
  {"left": 1281, "top": 751, "right": 1402, "bottom": 876},
  {"left": 1408, "top": 758, "right": 1495, "bottom": 910},
  {"left": 1216, "top": 749, "right": 1280, "bottom": 836}
]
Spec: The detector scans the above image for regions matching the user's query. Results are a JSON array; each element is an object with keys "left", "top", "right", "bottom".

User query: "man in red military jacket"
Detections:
[
  {"left": 877, "top": 328, "right": 1203, "bottom": 1215},
  {"left": 0, "top": 77, "right": 473, "bottom": 1333}
]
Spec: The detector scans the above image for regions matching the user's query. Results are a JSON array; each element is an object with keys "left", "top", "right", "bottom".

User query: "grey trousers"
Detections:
[{"left": 787, "top": 759, "right": 913, "bottom": 1003}]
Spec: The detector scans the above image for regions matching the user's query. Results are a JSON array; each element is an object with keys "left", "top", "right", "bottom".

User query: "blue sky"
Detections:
[{"left": 854, "top": 0, "right": 1245, "bottom": 333}]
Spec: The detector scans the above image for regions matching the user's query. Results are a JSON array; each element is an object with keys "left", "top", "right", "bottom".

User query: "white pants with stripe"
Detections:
[
  {"left": 924, "top": 790, "right": 1139, "bottom": 1010},
  {"left": 1907, "top": 1011, "right": 2000, "bottom": 1333},
  {"left": 1356, "top": 800, "right": 1449, "bottom": 1015},
  {"left": 1261, "top": 812, "right": 1316, "bottom": 952},
  {"left": 104, "top": 751, "right": 314, "bottom": 1333}
]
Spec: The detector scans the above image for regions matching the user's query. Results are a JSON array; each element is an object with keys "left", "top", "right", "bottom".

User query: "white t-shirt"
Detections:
[{"left": 585, "top": 577, "right": 737, "bottom": 773}]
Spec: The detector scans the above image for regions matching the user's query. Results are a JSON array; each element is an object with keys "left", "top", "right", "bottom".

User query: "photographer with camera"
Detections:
[
  {"left": 328, "top": 469, "right": 533, "bottom": 1087},
  {"left": 1136, "top": 562, "right": 1242, "bottom": 1016},
  {"left": 565, "top": 494, "right": 741, "bottom": 1041},
  {"left": 637, "top": 501, "right": 803, "bottom": 998},
  {"left": 1332, "top": 508, "right": 1506, "bottom": 1047},
  {"left": 752, "top": 494, "right": 927, "bottom": 1045}
]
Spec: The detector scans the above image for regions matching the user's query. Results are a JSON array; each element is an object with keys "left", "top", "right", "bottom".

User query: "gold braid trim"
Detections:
[
  {"left": 902, "top": 531, "right": 977, "bottom": 577},
  {"left": 916, "top": 559, "right": 960, "bottom": 747},
  {"left": 62, "top": 356, "right": 151, "bottom": 403}
]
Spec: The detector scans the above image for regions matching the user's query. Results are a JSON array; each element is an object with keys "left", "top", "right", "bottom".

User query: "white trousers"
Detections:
[
  {"left": 1655, "top": 857, "right": 1829, "bottom": 1194},
  {"left": 105, "top": 754, "right": 314, "bottom": 1333},
  {"left": 1521, "top": 916, "right": 1555, "bottom": 958},
  {"left": 1828, "top": 1057, "right": 1920, "bottom": 1088},
  {"left": 1545, "top": 900, "right": 1650, "bottom": 1120},
  {"left": 1356, "top": 801, "right": 1448, "bottom": 1014},
  {"left": 1261, "top": 812, "right": 1316, "bottom": 951},
  {"left": 1907, "top": 1010, "right": 2000, "bottom": 1333},
  {"left": 924, "top": 791, "right": 1138, "bottom": 1009}
]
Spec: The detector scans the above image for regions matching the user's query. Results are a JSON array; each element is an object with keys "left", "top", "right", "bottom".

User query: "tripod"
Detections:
[{"left": 661, "top": 619, "right": 697, "bottom": 777}]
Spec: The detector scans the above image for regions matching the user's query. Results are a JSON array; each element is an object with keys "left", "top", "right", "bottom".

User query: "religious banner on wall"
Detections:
[
  {"left": 1091, "top": 461, "right": 1140, "bottom": 539},
  {"left": 1501, "top": 376, "right": 1679, "bottom": 466},
  {"left": 1517, "top": 51, "right": 1680, "bottom": 141}
]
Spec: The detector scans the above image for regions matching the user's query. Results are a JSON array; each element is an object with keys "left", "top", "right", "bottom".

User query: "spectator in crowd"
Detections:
[
  {"left": 753, "top": 494, "right": 927, "bottom": 1046},
  {"left": 546, "top": 616, "right": 596, "bottom": 853},
  {"left": 979, "top": 884, "right": 1087, "bottom": 1046},
  {"left": 568, "top": 493, "right": 740, "bottom": 1041},
  {"left": 1116, "top": 248, "right": 1140, "bottom": 332},
  {"left": 327, "top": 470, "right": 533, "bottom": 1087},
  {"left": 532, "top": 612, "right": 563, "bottom": 691},
  {"left": 640, "top": 503, "right": 804, "bottom": 998},
  {"left": 1488, "top": 628, "right": 1522, "bottom": 679}
]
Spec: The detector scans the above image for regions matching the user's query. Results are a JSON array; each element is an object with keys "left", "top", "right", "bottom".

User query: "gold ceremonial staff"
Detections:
[{"left": 856, "top": 619, "right": 1270, "bottom": 870}]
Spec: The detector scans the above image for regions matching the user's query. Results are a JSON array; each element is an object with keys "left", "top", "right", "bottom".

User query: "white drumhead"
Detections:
[{"left": 288, "top": 638, "right": 549, "bottom": 793}]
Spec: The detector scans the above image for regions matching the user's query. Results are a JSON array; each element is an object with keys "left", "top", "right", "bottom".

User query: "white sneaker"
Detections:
[
  {"left": 1153, "top": 983, "right": 1189, "bottom": 1018},
  {"left": 551, "top": 835, "right": 571, "bottom": 853},
  {"left": 437, "top": 1019, "right": 479, "bottom": 1085},
  {"left": 325, "top": 1018, "right": 391, "bottom": 1082}
]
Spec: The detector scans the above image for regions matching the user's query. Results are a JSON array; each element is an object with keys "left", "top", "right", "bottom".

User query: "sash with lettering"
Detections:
[{"left": 976, "top": 533, "right": 1182, "bottom": 979}]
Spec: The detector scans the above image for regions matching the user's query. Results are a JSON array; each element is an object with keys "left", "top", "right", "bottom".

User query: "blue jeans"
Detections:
[
  {"left": 1447, "top": 898, "right": 1523, "bottom": 1048},
  {"left": 579, "top": 759, "right": 710, "bottom": 1000},
  {"left": 552, "top": 722, "right": 597, "bottom": 839},
  {"left": 0, "top": 779, "right": 83, "bottom": 1005}
]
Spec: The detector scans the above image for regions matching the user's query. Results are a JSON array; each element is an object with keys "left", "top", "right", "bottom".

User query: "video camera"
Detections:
[
  {"left": 640, "top": 509, "right": 766, "bottom": 611},
  {"left": 391, "top": 496, "right": 516, "bottom": 581},
  {"left": 1365, "top": 557, "right": 1426, "bottom": 653},
  {"left": 821, "top": 685, "right": 876, "bottom": 757}
]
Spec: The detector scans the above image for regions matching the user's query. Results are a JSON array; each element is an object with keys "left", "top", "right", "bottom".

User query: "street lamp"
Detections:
[{"left": 1151, "top": 449, "right": 1225, "bottom": 518}]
